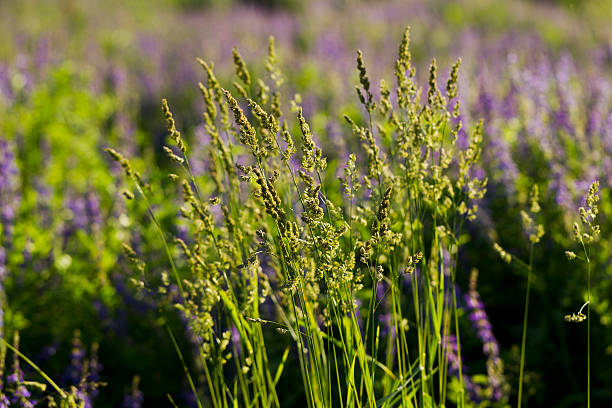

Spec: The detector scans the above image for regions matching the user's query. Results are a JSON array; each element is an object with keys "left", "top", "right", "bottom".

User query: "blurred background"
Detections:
[{"left": 1, "top": 0, "right": 612, "bottom": 406}]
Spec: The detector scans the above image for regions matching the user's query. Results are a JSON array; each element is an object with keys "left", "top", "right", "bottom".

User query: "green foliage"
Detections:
[{"left": 1, "top": 63, "right": 119, "bottom": 335}]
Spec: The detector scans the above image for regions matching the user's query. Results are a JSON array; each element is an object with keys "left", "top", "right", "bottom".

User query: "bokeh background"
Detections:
[{"left": 1, "top": 0, "right": 612, "bottom": 406}]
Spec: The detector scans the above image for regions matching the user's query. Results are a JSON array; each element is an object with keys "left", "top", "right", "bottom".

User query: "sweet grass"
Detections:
[{"left": 108, "top": 27, "right": 494, "bottom": 407}]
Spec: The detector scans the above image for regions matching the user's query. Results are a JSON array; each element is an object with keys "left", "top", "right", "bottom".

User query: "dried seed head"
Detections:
[
  {"left": 377, "top": 187, "right": 393, "bottom": 222},
  {"left": 162, "top": 99, "right": 186, "bottom": 153},
  {"left": 376, "top": 265, "right": 384, "bottom": 282},
  {"left": 356, "top": 50, "right": 374, "bottom": 111},
  {"left": 493, "top": 243, "right": 511, "bottom": 264},
  {"left": 222, "top": 89, "right": 261, "bottom": 158},
  {"left": 163, "top": 146, "right": 184, "bottom": 164},
  {"left": 564, "top": 313, "right": 586, "bottom": 323},
  {"left": 122, "top": 190, "right": 134, "bottom": 200},
  {"left": 446, "top": 58, "right": 461, "bottom": 100},
  {"left": 427, "top": 58, "right": 438, "bottom": 106},
  {"left": 232, "top": 47, "right": 251, "bottom": 87}
]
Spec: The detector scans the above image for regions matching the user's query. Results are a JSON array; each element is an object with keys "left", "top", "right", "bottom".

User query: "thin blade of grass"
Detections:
[{"left": 0, "top": 337, "right": 66, "bottom": 399}]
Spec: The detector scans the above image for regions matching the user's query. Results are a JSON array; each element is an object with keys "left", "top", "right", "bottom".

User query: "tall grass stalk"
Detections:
[
  {"left": 579, "top": 241, "right": 591, "bottom": 408},
  {"left": 108, "top": 27, "right": 488, "bottom": 407},
  {"left": 494, "top": 185, "right": 543, "bottom": 407},
  {"left": 564, "top": 180, "right": 598, "bottom": 408},
  {"left": 517, "top": 243, "right": 534, "bottom": 408}
]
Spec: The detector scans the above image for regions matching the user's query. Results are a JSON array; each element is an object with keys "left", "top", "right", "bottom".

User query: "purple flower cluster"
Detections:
[
  {"left": 121, "top": 376, "right": 144, "bottom": 408},
  {"left": 66, "top": 330, "right": 87, "bottom": 385},
  {"left": 0, "top": 332, "right": 102, "bottom": 406},
  {"left": 463, "top": 39, "right": 612, "bottom": 217},
  {"left": 0, "top": 140, "right": 19, "bottom": 242},
  {"left": 3, "top": 333, "right": 35, "bottom": 408},
  {"left": 464, "top": 270, "right": 506, "bottom": 401},
  {"left": 443, "top": 333, "right": 479, "bottom": 402},
  {"left": 62, "top": 191, "right": 103, "bottom": 239},
  {"left": 0, "top": 140, "right": 20, "bottom": 336},
  {"left": 64, "top": 330, "right": 102, "bottom": 407}
]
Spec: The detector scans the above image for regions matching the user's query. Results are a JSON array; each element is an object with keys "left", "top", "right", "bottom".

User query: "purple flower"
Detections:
[
  {"left": 65, "top": 330, "right": 86, "bottom": 386},
  {"left": 0, "top": 140, "right": 19, "bottom": 337},
  {"left": 63, "top": 190, "right": 103, "bottom": 238},
  {"left": 231, "top": 326, "right": 242, "bottom": 357},
  {"left": 443, "top": 333, "right": 479, "bottom": 402},
  {"left": 85, "top": 191, "right": 102, "bottom": 229},
  {"left": 0, "top": 140, "right": 20, "bottom": 244},
  {"left": 485, "top": 134, "right": 519, "bottom": 198},
  {"left": 7, "top": 334, "right": 35, "bottom": 408},
  {"left": 464, "top": 270, "right": 506, "bottom": 401},
  {"left": 122, "top": 376, "right": 144, "bottom": 408}
]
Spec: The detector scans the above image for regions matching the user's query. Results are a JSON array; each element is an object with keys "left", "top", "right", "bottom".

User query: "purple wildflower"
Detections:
[
  {"left": 121, "top": 376, "right": 144, "bottom": 408},
  {"left": 464, "top": 270, "right": 506, "bottom": 401},
  {"left": 0, "top": 139, "right": 19, "bottom": 354},
  {"left": 231, "top": 326, "right": 242, "bottom": 357},
  {"left": 66, "top": 330, "right": 86, "bottom": 386},
  {"left": 486, "top": 134, "right": 519, "bottom": 198},
  {"left": 67, "top": 196, "right": 89, "bottom": 232},
  {"left": 0, "top": 340, "right": 6, "bottom": 406},
  {"left": 85, "top": 191, "right": 102, "bottom": 230},
  {"left": 443, "top": 333, "right": 479, "bottom": 402},
  {"left": 7, "top": 333, "right": 34, "bottom": 408},
  {"left": 0, "top": 140, "right": 20, "bottom": 245}
]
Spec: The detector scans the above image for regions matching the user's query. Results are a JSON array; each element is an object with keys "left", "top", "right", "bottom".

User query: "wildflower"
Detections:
[
  {"left": 444, "top": 334, "right": 480, "bottom": 402},
  {"left": 465, "top": 269, "right": 507, "bottom": 401},
  {"left": 121, "top": 376, "right": 143, "bottom": 408}
]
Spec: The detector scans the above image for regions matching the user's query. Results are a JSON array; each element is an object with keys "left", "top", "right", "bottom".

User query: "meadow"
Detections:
[{"left": 1, "top": 0, "right": 612, "bottom": 406}]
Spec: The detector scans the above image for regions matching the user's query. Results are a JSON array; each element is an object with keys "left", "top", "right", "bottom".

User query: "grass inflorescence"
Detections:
[{"left": 106, "top": 27, "right": 501, "bottom": 407}]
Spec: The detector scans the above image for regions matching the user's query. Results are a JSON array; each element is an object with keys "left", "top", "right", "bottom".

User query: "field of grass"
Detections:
[{"left": 1, "top": 0, "right": 612, "bottom": 406}]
